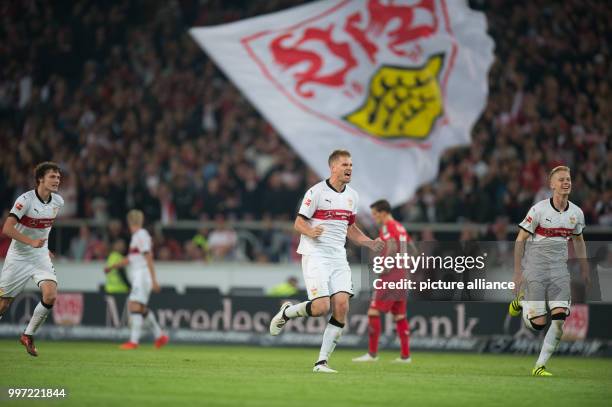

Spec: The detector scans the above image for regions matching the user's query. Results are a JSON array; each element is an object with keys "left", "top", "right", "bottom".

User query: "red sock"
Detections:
[
  {"left": 368, "top": 315, "right": 381, "bottom": 356},
  {"left": 396, "top": 318, "right": 410, "bottom": 359}
]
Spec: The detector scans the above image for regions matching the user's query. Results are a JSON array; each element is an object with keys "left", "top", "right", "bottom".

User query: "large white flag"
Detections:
[{"left": 191, "top": 0, "right": 494, "bottom": 209}]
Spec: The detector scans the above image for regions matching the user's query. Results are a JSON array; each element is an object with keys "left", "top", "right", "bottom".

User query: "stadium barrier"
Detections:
[
  {"left": 46, "top": 219, "right": 612, "bottom": 258},
  {"left": 1, "top": 291, "right": 610, "bottom": 357}
]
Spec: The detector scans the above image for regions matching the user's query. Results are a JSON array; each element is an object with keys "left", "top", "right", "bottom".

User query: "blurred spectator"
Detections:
[
  {"left": 268, "top": 277, "right": 299, "bottom": 297},
  {"left": 191, "top": 227, "right": 210, "bottom": 261},
  {"left": 69, "top": 225, "right": 94, "bottom": 260},
  {"left": 152, "top": 229, "right": 182, "bottom": 260},
  {"left": 208, "top": 216, "right": 237, "bottom": 260},
  {"left": 183, "top": 240, "right": 206, "bottom": 261},
  {"left": 104, "top": 239, "right": 130, "bottom": 294}
]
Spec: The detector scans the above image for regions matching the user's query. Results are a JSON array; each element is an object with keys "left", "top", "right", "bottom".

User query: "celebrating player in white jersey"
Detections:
[
  {"left": 0, "top": 162, "right": 64, "bottom": 356},
  {"left": 105, "top": 210, "right": 168, "bottom": 350},
  {"left": 269, "top": 149, "right": 384, "bottom": 373},
  {"left": 509, "top": 166, "right": 589, "bottom": 376}
]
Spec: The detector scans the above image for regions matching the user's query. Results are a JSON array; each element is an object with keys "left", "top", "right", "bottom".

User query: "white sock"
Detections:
[
  {"left": 317, "top": 318, "right": 344, "bottom": 363},
  {"left": 536, "top": 320, "right": 564, "bottom": 367},
  {"left": 130, "top": 313, "right": 144, "bottom": 344},
  {"left": 145, "top": 310, "right": 163, "bottom": 338},
  {"left": 284, "top": 301, "right": 310, "bottom": 319},
  {"left": 24, "top": 301, "right": 52, "bottom": 335}
]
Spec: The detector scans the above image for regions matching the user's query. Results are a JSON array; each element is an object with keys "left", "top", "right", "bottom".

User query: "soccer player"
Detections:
[
  {"left": 509, "top": 166, "right": 590, "bottom": 376},
  {"left": 0, "top": 162, "right": 64, "bottom": 356},
  {"left": 106, "top": 210, "right": 168, "bottom": 349},
  {"left": 353, "top": 199, "right": 415, "bottom": 363},
  {"left": 269, "top": 149, "right": 384, "bottom": 373}
]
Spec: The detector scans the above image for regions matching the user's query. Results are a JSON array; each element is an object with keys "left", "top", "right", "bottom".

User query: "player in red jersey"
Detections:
[{"left": 353, "top": 199, "right": 416, "bottom": 363}]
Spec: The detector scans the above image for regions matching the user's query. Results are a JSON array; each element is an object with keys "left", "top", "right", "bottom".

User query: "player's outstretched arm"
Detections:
[
  {"left": 513, "top": 228, "right": 530, "bottom": 293},
  {"left": 144, "top": 252, "right": 160, "bottom": 293},
  {"left": 294, "top": 216, "right": 323, "bottom": 238},
  {"left": 571, "top": 234, "right": 591, "bottom": 288},
  {"left": 347, "top": 224, "right": 383, "bottom": 251},
  {"left": 2, "top": 216, "right": 46, "bottom": 248}
]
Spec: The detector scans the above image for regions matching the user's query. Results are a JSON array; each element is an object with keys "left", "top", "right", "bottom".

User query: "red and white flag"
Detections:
[{"left": 191, "top": 0, "right": 494, "bottom": 209}]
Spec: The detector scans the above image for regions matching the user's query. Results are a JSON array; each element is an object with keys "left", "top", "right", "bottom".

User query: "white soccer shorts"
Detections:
[
  {"left": 522, "top": 270, "right": 571, "bottom": 320},
  {"left": 128, "top": 268, "right": 152, "bottom": 305},
  {"left": 301, "top": 255, "right": 354, "bottom": 300},
  {"left": 0, "top": 256, "right": 57, "bottom": 298}
]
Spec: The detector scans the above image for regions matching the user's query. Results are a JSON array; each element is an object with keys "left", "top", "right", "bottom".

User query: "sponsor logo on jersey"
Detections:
[
  {"left": 525, "top": 216, "right": 532, "bottom": 224},
  {"left": 304, "top": 198, "right": 312, "bottom": 207},
  {"left": 15, "top": 202, "right": 23, "bottom": 211}
]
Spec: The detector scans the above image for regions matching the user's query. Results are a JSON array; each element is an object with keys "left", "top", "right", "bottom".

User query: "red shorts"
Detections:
[{"left": 369, "top": 298, "right": 407, "bottom": 315}]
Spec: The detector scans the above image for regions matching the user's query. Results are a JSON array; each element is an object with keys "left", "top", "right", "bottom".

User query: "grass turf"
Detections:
[{"left": 0, "top": 340, "right": 610, "bottom": 407}]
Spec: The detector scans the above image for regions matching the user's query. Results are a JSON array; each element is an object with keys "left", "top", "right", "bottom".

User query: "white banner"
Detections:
[{"left": 191, "top": 0, "right": 494, "bottom": 209}]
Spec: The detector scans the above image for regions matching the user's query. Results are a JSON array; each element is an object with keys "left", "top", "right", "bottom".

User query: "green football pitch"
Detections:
[{"left": 1, "top": 340, "right": 610, "bottom": 407}]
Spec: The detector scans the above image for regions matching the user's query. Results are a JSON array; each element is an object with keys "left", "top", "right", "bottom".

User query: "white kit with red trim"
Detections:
[
  {"left": 128, "top": 228, "right": 153, "bottom": 272},
  {"left": 297, "top": 179, "right": 359, "bottom": 259},
  {"left": 6, "top": 190, "right": 64, "bottom": 259},
  {"left": 518, "top": 198, "right": 585, "bottom": 268}
]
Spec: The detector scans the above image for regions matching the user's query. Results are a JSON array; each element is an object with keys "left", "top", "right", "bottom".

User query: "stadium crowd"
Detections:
[{"left": 0, "top": 0, "right": 610, "bottom": 262}]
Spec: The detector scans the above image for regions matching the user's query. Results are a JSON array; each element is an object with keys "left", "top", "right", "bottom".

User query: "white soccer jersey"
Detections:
[
  {"left": 128, "top": 228, "right": 152, "bottom": 271},
  {"left": 296, "top": 179, "right": 359, "bottom": 259},
  {"left": 7, "top": 190, "right": 64, "bottom": 259},
  {"left": 518, "top": 198, "right": 585, "bottom": 269}
]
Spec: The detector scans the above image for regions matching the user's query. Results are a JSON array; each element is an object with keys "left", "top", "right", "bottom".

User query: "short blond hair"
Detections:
[
  {"left": 328, "top": 149, "right": 351, "bottom": 166},
  {"left": 127, "top": 209, "right": 144, "bottom": 227},
  {"left": 549, "top": 165, "right": 570, "bottom": 181}
]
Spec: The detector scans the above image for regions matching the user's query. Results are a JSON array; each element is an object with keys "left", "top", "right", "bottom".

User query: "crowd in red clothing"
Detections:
[{"left": 0, "top": 0, "right": 609, "bottom": 261}]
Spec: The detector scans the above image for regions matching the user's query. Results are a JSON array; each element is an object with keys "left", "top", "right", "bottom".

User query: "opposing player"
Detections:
[
  {"left": 353, "top": 199, "right": 416, "bottom": 363},
  {"left": 106, "top": 210, "right": 168, "bottom": 349},
  {"left": 269, "top": 149, "right": 384, "bottom": 373},
  {"left": 509, "top": 166, "right": 589, "bottom": 376},
  {"left": 0, "top": 162, "right": 64, "bottom": 356}
]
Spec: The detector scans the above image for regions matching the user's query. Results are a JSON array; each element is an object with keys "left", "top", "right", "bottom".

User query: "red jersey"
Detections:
[{"left": 378, "top": 219, "right": 412, "bottom": 284}]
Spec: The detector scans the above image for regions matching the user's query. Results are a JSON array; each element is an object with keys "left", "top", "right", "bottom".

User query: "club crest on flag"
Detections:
[
  {"left": 191, "top": 0, "right": 494, "bottom": 208},
  {"left": 240, "top": 0, "right": 453, "bottom": 145},
  {"left": 344, "top": 55, "right": 444, "bottom": 140}
]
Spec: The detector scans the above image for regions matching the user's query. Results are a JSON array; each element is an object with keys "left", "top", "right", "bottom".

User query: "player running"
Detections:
[
  {"left": 509, "top": 166, "right": 590, "bottom": 376},
  {"left": 0, "top": 162, "right": 64, "bottom": 356},
  {"left": 353, "top": 199, "right": 416, "bottom": 363},
  {"left": 105, "top": 210, "right": 168, "bottom": 350},
  {"left": 269, "top": 149, "right": 383, "bottom": 373}
]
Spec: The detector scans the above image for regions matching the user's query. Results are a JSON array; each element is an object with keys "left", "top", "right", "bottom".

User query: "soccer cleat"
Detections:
[
  {"left": 532, "top": 366, "right": 553, "bottom": 377},
  {"left": 269, "top": 301, "right": 292, "bottom": 336},
  {"left": 508, "top": 292, "right": 524, "bottom": 317},
  {"left": 20, "top": 334, "right": 38, "bottom": 357},
  {"left": 313, "top": 361, "right": 338, "bottom": 373},
  {"left": 154, "top": 334, "right": 169, "bottom": 349},
  {"left": 119, "top": 341, "right": 139, "bottom": 350},
  {"left": 352, "top": 353, "right": 379, "bottom": 362},
  {"left": 392, "top": 357, "right": 412, "bottom": 364}
]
